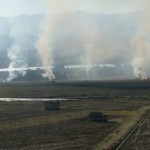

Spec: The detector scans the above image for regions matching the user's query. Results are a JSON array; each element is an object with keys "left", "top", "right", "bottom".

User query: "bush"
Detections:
[
  {"left": 44, "top": 101, "right": 60, "bottom": 111},
  {"left": 88, "top": 112, "right": 108, "bottom": 122}
]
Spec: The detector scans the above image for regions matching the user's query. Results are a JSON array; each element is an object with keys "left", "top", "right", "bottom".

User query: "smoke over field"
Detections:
[
  {"left": 131, "top": 0, "right": 150, "bottom": 80},
  {"left": 35, "top": 0, "right": 73, "bottom": 80},
  {"left": 7, "top": 23, "right": 30, "bottom": 81},
  {"left": 0, "top": 1, "right": 150, "bottom": 81}
]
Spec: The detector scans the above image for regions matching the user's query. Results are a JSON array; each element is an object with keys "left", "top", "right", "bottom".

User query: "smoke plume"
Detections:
[
  {"left": 7, "top": 23, "right": 29, "bottom": 81},
  {"left": 35, "top": 0, "right": 72, "bottom": 80},
  {"left": 83, "top": 26, "right": 100, "bottom": 76},
  {"left": 131, "top": 1, "right": 150, "bottom": 80},
  {"left": 35, "top": 16, "right": 55, "bottom": 80}
]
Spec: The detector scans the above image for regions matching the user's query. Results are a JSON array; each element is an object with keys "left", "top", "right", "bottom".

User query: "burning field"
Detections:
[
  {"left": 1, "top": 0, "right": 150, "bottom": 149},
  {"left": 1, "top": 1, "right": 150, "bottom": 82}
]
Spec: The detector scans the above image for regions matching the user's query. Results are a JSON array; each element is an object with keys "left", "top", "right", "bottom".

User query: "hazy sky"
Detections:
[{"left": 0, "top": 0, "right": 146, "bottom": 17}]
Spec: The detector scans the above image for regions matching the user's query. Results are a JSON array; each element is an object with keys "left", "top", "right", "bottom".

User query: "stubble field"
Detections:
[{"left": 0, "top": 80, "right": 150, "bottom": 150}]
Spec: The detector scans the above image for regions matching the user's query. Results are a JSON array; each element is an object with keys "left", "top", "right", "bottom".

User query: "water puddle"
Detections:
[{"left": 0, "top": 98, "right": 69, "bottom": 102}]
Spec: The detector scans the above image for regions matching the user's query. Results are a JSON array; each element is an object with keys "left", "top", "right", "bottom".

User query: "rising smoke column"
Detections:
[
  {"left": 131, "top": 1, "right": 150, "bottom": 80},
  {"left": 35, "top": 16, "right": 55, "bottom": 80},
  {"left": 82, "top": 26, "right": 100, "bottom": 79},
  {"left": 7, "top": 23, "right": 29, "bottom": 81},
  {"left": 35, "top": 0, "right": 71, "bottom": 80}
]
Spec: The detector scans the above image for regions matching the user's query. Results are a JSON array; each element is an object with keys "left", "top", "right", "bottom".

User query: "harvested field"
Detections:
[
  {"left": 0, "top": 100, "right": 121, "bottom": 150},
  {"left": 0, "top": 98, "right": 149, "bottom": 150},
  {"left": 0, "top": 81, "right": 150, "bottom": 149},
  {"left": 122, "top": 111, "right": 150, "bottom": 150},
  {"left": 0, "top": 80, "right": 150, "bottom": 98},
  {"left": 0, "top": 118, "right": 117, "bottom": 150}
]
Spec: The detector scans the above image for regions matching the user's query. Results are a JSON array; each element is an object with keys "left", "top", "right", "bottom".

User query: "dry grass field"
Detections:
[
  {"left": 122, "top": 110, "right": 150, "bottom": 150},
  {"left": 0, "top": 80, "right": 150, "bottom": 150},
  {"left": 0, "top": 80, "right": 150, "bottom": 98}
]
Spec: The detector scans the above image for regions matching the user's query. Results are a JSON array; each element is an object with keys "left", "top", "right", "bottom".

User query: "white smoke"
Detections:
[
  {"left": 83, "top": 26, "right": 100, "bottom": 75},
  {"left": 35, "top": 16, "right": 55, "bottom": 80},
  {"left": 35, "top": 0, "right": 72, "bottom": 80},
  {"left": 131, "top": 0, "right": 150, "bottom": 80},
  {"left": 132, "top": 57, "right": 148, "bottom": 80},
  {"left": 7, "top": 23, "right": 29, "bottom": 81},
  {"left": 0, "top": 66, "right": 53, "bottom": 72}
]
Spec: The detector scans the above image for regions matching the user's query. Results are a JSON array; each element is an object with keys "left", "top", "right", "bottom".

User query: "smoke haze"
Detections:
[
  {"left": 131, "top": 0, "right": 150, "bottom": 80},
  {"left": 35, "top": 0, "right": 74, "bottom": 80},
  {"left": 0, "top": 2, "right": 150, "bottom": 81},
  {"left": 7, "top": 23, "right": 29, "bottom": 81}
]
